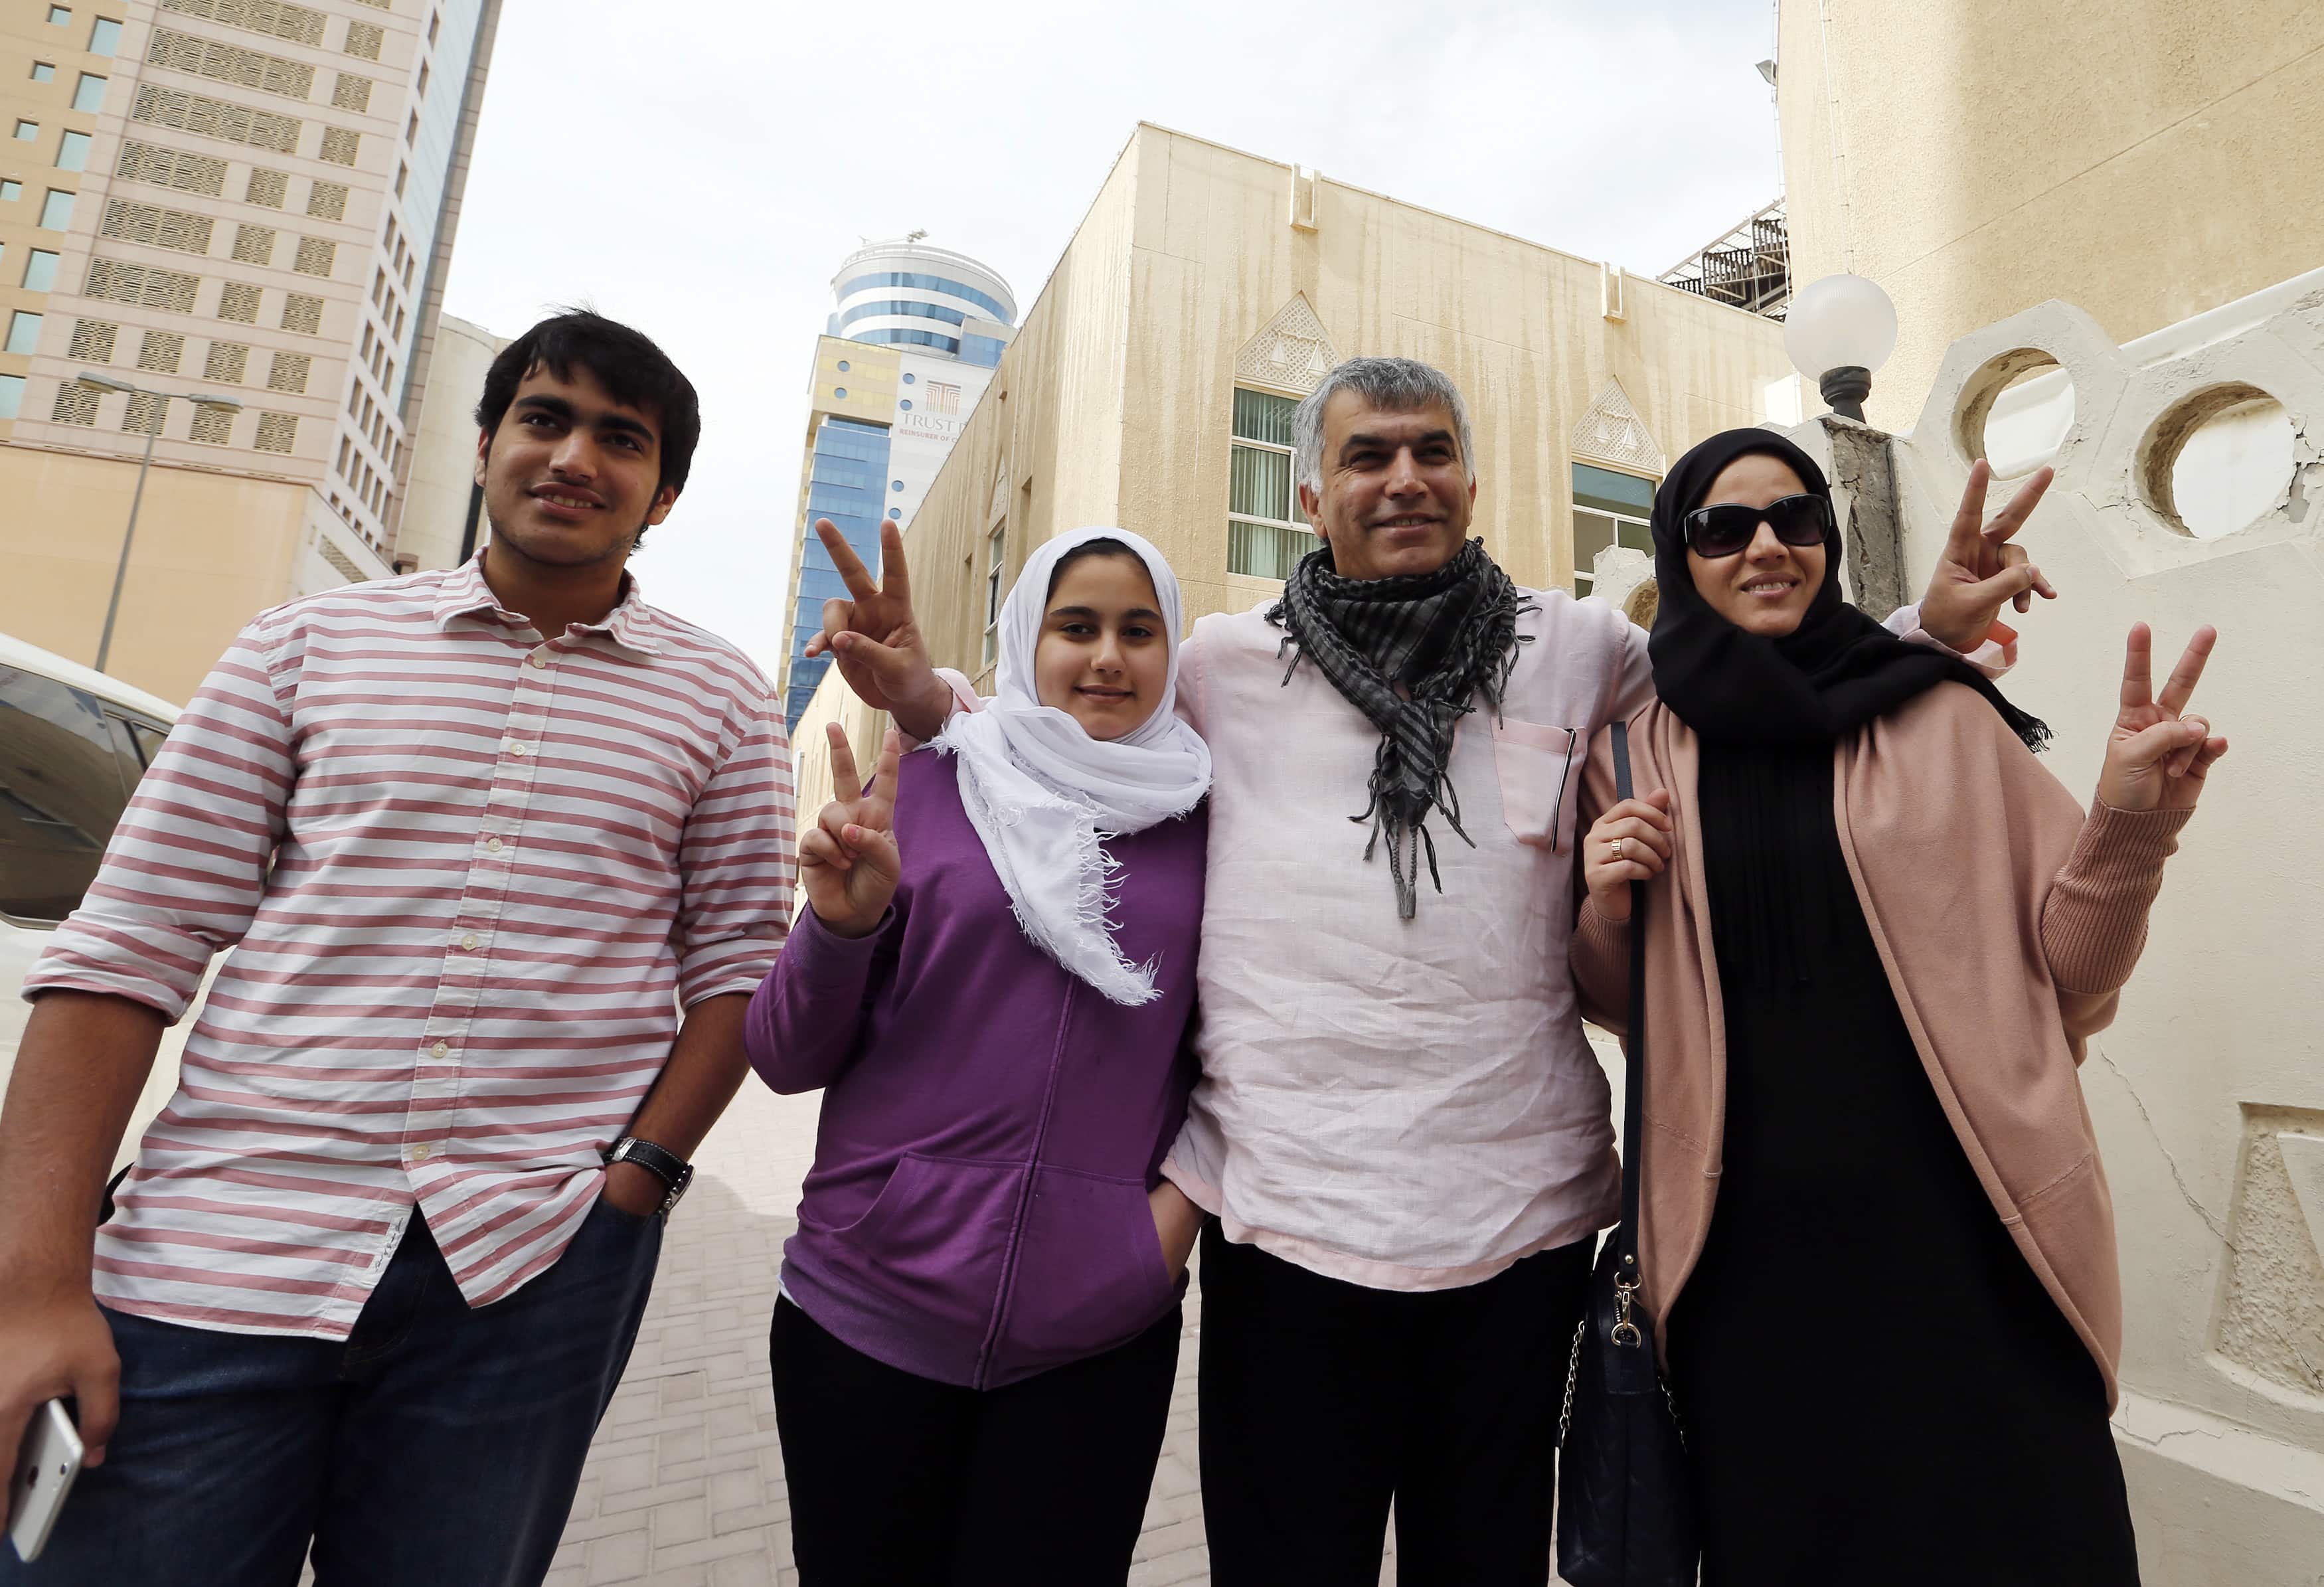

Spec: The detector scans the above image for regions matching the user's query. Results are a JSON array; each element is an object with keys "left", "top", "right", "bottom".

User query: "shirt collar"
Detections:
[{"left": 432, "top": 550, "right": 663, "bottom": 656}]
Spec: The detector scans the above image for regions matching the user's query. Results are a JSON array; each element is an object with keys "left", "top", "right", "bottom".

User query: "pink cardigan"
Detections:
[{"left": 1570, "top": 683, "right": 2193, "bottom": 1407}]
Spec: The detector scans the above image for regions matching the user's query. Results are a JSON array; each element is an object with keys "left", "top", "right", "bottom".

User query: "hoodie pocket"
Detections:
[
  {"left": 841, "top": 1152, "right": 1025, "bottom": 1347},
  {"left": 1492, "top": 718, "right": 1584, "bottom": 851},
  {"left": 995, "top": 1165, "right": 1175, "bottom": 1378}
]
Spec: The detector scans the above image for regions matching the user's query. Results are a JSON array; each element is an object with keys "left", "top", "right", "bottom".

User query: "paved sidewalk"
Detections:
[{"left": 542, "top": 1082, "right": 1406, "bottom": 1586}]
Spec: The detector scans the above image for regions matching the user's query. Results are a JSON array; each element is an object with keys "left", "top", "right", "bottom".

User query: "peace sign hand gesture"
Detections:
[
  {"left": 2096, "top": 624, "right": 2228, "bottom": 814},
  {"left": 800, "top": 519, "right": 952, "bottom": 740},
  {"left": 1918, "top": 459, "right": 2061, "bottom": 651},
  {"left": 799, "top": 725, "right": 904, "bottom": 939}
]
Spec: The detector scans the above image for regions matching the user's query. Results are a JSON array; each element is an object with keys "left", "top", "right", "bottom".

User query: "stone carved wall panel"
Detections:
[{"left": 1234, "top": 295, "right": 1340, "bottom": 396}]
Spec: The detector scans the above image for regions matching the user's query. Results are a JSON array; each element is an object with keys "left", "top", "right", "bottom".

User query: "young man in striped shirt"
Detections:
[{"left": 0, "top": 312, "right": 795, "bottom": 1583}]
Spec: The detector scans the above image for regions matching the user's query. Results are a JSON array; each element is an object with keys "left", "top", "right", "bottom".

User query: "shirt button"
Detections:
[
  {"left": 507, "top": 741, "right": 527, "bottom": 757},
  {"left": 459, "top": 933, "right": 479, "bottom": 952},
  {"left": 527, "top": 651, "right": 549, "bottom": 669},
  {"left": 430, "top": 1041, "right": 450, "bottom": 1058},
  {"left": 485, "top": 835, "right": 504, "bottom": 853},
  {"left": 408, "top": 1143, "right": 432, "bottom": 1163}
]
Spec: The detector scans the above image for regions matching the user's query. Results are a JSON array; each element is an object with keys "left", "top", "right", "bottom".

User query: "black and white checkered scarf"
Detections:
[{"left": 1268, "top": 538, "right": 1534, "bottom": 918}]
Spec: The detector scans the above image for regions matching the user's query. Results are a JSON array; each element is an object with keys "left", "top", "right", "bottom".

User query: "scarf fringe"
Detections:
[{"left": 938, "top": 739, "right": 1165, "bottom": 1007}]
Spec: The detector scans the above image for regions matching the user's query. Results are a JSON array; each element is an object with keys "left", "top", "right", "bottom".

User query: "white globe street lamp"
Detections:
[{"left": 1784, "top": 274, "right": 1898, "bottom": 422}]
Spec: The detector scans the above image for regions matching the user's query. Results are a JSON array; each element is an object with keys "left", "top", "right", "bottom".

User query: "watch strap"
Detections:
[{"left": 606, "top": 1136, "right": 694, "bottom": 1215}]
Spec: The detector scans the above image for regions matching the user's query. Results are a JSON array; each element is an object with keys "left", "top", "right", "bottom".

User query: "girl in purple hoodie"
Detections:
[{"left": 748, "top": 527, "right": 1212, "bottom": 1586}]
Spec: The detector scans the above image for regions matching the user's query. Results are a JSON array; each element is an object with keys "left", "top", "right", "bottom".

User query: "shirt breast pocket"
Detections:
[{"left": 1491, "top": 718, "right": 1583, "bottom": 852}]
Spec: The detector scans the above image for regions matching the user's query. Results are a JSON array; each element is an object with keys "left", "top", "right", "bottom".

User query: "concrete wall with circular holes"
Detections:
[{"left": 1799, "top": 268, "right": 2324, "bottom": 1584}]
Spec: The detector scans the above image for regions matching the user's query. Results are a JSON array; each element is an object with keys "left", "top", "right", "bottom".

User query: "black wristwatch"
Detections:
[{"left": 604, "top": 1136, "right": 695, "bottom": 1218}]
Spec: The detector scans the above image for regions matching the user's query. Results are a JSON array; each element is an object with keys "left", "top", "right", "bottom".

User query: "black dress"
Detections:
[{"left": 1665, "top": 743, "right": 2140, "bottom": 1586}]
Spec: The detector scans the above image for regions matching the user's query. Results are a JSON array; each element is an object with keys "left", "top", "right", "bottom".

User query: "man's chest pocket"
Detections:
[{"left": 1491, "top": 718, "right": 1583, "bottom": 852}]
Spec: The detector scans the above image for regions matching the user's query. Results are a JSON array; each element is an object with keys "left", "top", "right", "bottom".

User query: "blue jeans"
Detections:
[{"left": 5, "top": 1197, "right": 661, "bottom": 1586}]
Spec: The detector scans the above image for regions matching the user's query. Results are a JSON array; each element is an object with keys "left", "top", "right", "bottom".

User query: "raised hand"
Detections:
[
  {"left": 1582, "top": 790, "right": 1675, "bottom": 923},
  {"left": 799, "top": 725, "right": 903, "bottom": 938},
  {"left": 799, "top": 519, "right": 950, "bottom": 739},
  {"left": 2097, "top": 624, "right": 2227, "bottom": 813},
  {"left": 1918, "top": 459, "right": 2061, "bottom": 651}
]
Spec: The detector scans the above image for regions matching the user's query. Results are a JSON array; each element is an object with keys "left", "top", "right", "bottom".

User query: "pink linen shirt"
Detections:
[
  {"left": 24, "top": 557, "right": 795, "bottom": 1338},
  {"left": 1149, "top": 591, "right": 1989, "bottom": 1291}
]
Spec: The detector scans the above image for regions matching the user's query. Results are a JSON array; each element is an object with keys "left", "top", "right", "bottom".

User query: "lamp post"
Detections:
[
  {"left": 75, "top": 371, "right": 242, "bottom": 674},
  {"left": 1784, "top": 274, "right": 1898, "bottom": 422}
]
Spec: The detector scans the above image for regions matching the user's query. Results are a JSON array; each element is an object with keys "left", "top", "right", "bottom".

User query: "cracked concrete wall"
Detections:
[{"left": 1869, "top": 275, "right": 2324, "bottom": 1583}]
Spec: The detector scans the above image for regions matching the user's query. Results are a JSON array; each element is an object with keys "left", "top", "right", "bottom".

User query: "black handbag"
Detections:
[{"left": 1556, "top": 721, "right": 1700, "bottom": 1587}]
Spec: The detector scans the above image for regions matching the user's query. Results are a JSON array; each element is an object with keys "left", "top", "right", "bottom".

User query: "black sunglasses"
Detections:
[{"left": 1681, "top": 494, "right": 1833, "bottom": 559}]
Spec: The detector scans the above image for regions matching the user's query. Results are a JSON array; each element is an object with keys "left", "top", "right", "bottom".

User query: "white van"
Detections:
[{"left": 0, "top": 633, "right": 189, "bottom": 1173}]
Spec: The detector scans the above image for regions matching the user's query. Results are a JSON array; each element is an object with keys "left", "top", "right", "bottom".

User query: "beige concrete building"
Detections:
[
  {"left": 1776, "top": 0, "right": 2324, "bottom": 432},
  {"left": 394, "top": 305, "right": 499, "bottom": 571},
  {"left": 793, "top": 122, "right": 1795, "bottom": 811},
  {"left": 0, "top": 0, "right": 503, "bottom": 704}
]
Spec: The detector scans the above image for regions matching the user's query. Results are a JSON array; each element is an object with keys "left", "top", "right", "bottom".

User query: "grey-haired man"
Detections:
[{"left": 806, "top": 357, "right": 2046, "bottom": 1583}]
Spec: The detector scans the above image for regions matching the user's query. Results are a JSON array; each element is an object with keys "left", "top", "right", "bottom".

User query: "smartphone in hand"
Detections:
[{"left": 9, "top": 1399, "right": 83, "bottom": 1563}]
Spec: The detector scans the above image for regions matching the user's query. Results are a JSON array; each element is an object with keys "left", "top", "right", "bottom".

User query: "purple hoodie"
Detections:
[{"left": 745, "top": 748, "right": 1206, "bottom": 1389}]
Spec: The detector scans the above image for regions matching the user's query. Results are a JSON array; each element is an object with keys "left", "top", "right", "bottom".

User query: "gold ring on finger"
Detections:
[{"left": 1610, "top": 837, "right": 1625, "bottom": 862}]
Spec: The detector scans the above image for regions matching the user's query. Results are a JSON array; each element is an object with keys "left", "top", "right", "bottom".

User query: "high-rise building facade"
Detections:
[
  {"left": 0, "top": 0, "right": 501, "bottom": 702},
  {"left": 778, "top": 238, "right": 1015, "bottom": 727}
]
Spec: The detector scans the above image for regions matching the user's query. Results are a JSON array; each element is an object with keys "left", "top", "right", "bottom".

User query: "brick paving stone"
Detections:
[{"left": 547, "top": 1082, "right": 1450, "bottom": 1584}]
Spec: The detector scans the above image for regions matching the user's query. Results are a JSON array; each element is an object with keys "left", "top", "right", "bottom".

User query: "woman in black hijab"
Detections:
[{"left": 1569, "top": 428, "right": 2228, "bottom": 1584}]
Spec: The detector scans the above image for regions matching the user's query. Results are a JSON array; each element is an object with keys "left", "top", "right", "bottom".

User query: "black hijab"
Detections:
[
  {"left": 1645, "top": 428, "right": 2048, "bottom": 752},
  {"left": 1646, "top": 428, "right": 2044, "bottom": 991}
]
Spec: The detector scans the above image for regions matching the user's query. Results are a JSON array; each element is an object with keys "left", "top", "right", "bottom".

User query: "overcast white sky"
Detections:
[{"left": 438, "top": 0, "right": 1785, "bottom": 675}]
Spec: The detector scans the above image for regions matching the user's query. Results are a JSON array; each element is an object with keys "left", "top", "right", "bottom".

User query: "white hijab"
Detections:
[{"left": 930, "top": 527, "right": 1212, "bottom": 1006}]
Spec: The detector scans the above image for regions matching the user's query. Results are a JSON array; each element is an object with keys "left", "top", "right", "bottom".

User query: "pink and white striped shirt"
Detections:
[{"left": 25, "top": 556, "right": 795, "bottom": 1339}]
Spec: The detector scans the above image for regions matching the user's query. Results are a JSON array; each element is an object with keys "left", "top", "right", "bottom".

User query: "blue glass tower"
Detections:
[{"left": 786, "top": 417, "right": 892, "bottom": 727}]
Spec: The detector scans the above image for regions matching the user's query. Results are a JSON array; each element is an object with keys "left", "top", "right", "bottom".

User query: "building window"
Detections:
[
  {"left": 23, "top": 250, "right": 60, "bottom": 291},
  {"left": 899, "top": 400, "right": 912, "bottom": 412},
  {"left": 13, "top": 122, "right": 37, "bottom": 141},
  {"left": 5, "top": 313, "right": 42, "bottom": 355},
  {"left": 886, "top": 508, "right": 901, "bottom": 520},
  {"left": 1570, "top": 462, "right": 1657, "bottom": 594},
  {"left": 246, "top": 168, "right": 288, "bottom": 208},
  {"left": 83, "top": 257, "right": 199, "bottom": 311},
  {"left": 103, "top": 199, "right": 213, "bottom": 253},
  {"left": 266, "top": 351, "right": 309, "bottom": 392},
  {"left": 292, "top": 236, "right": 334, "bottom": 277},
  {"left": 332, "top": 73, "right": 373, "bottom": 112},
  {"left": 31, "top": 63, "right": 56, "bottom": 83},
  {"left": 891, "top": 479, "right": 903, "bottom": 491},
  {"left": 392, "top": 161, "right": 406, "bottom": 197},
  {"left": 835, "top": 359, "right": 849, "bottom": 373},
  {"left": 983, "top": 523, "right": 1005, "bottom": 669},
  {"left": 147, "top": 29, "right": 313, "bottom": 102},
  {"left": 122, "top": 390, "right": 163, "bottom": 434},
  {"left": 231, "top": 223, "right": 275, "bottom": 264},
  {"left": 253, "top": 411, "right": 295, "bottom": 453},
  {"left": 56, "top": 130, "right": 90, "bottom": 171},
  {"left": 1226, "top": 387, "right": 1315, "bottom": 580},
  {"left": 72, "top": 72, "right": 106, "bottom": 112},
  {"left": 901, "top": 373, "right": 914, "bottom": 384},
  {"left": 319, "top": 127, "right": 359, "bottom": 166},
  {"left": 135, "top": 329, "right": 183, "bottom": 372},
  {"left": 216, "top": 281, "right": 260, "bottom": 322},
  {"left": 89, "top": 16, "right": 121, "bottom": 54},
  {"left": 188, "top": 402, "right": 232, "bottom": 444},
  {"left": 306, "top": 180, "right": 347, "bottom": 219},
  {"left": 47, "top": 6, "right": 71, "bottom": 24},
  {"left": 344, "top": 21, "right": 383, "bottom": 61},
  {"left": 0, "top": 375, "right": 23, "bottom": 420},
  {"left": 68, "top": 318, "right": 115, "bottom": 360},
  {"left": 52, "top": 382, "right": 98, "bottom": 425},
  {"left": 833, "top": 387, "right": 846, "bottom": 400},
  {"left": 203, "top": 340, "right": 246, "bottom": 382},
  {"left": 1, "top": 181, "right": 19, "bottom": 200},
  {"left": 116, "top": 141, "right": 227, "bottom": 197},
  {"left": 281, "top": 292, "right": 322, "bottom": 334},
  {"left": 39, "top": 189, "right": 74, "bottom": 230}
]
